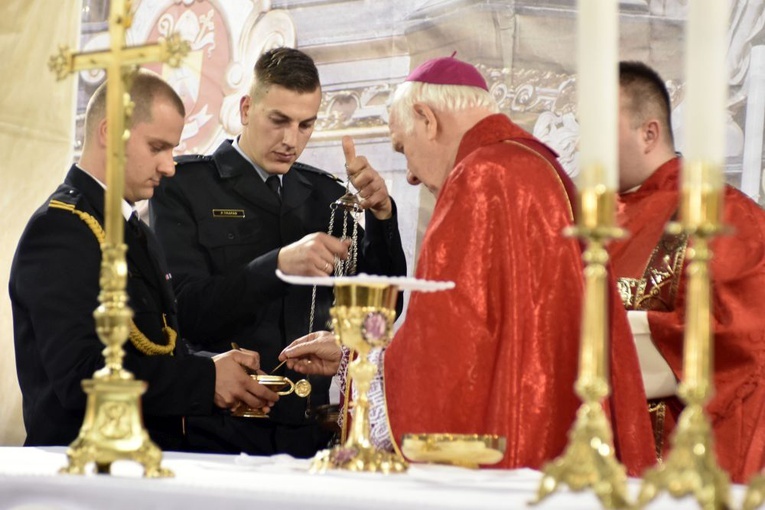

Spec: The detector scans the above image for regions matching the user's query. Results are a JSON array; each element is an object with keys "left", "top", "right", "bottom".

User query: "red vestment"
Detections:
[
  {"left": 384, "top": 114, "right": 655, "bottom": 475},
  {"left": 610, "top": 157, "right": 765, "bottom": 483}
]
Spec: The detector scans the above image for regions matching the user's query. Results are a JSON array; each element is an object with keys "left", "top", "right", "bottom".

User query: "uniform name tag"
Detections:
[{"left": 212, "top": 209, "right": 245, "bottom": 218}]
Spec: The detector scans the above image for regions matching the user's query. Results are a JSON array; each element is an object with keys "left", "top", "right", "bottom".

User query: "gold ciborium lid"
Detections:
[{"left": 401, "top": 433, "right": 506, "bottom": 469}]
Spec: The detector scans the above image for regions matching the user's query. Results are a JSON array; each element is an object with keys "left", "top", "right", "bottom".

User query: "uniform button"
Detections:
[{"left": 227, "top": 233, "right": 235, "bottom": 240}]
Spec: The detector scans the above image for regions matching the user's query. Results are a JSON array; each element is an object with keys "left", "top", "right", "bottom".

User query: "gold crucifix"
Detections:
[{"left": 49, "top": 0, "right": 189, "bottom": 478}]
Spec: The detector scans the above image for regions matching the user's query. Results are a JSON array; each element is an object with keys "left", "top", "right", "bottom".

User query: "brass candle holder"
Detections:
[
  {"left": 232, "top": 374, "right": 311, "bottom": 418},
  {"left": 743, "top": 476, "right": 765, "bottom": 510},
  {"left": 533, "top": 184, "right": 631, "bottom": 509},
  {"left": 636, "top": 162, "right": 730, "bottom": 510},
  {"left": 50, "top": 0, "right": 188, "bottom": 477},
  {"left": 310, "top": 282, "right": 408, "bottom": 474}
]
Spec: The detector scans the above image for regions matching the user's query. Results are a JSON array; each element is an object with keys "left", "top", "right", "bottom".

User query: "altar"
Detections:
[{"left": 0, "top": 447, "right": 748, "bottom": 510}]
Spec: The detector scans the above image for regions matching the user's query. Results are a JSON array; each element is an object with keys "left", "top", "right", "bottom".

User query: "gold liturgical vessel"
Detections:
[
  {"left": 232, "top": 374, "right": 311, "bottom": 418},
  {"left": 276, "top": 271, "right": 454, "bottom": 473},
  {"left": 298, "top": 166, "right": 362, "bottom": 427},
  {"left": 636, "top": 162, "right": 730, "bottom": 510},
  {"left": 307, "top": 166, "right": 363, "bottom": 333},
  {"left": 533, "top": 185, "right": 632, "bottom": 509},
  {"left": 744, "top": 472, "right": 765, "bottom": 510},
  {"left": 49, "top": 0, "right": 188, "bottom": 477},
  {"left": 638, "top": 4, "right": 730, "bottom": 506},
  {"left": 401, "top": 433, "right": 506, "bottom": 469},
  {"left": 229, "top": 341, "right": 311, "bottom": 418},
  {"left": 310, "top": 282, "right": 408, "bottom": 474},
  {"left": 534, "top": 5, "right": 633, "bottom": 506}
]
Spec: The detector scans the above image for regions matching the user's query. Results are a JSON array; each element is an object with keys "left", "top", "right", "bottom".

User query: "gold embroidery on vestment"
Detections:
[{"left": 617, "top": 230, "right": 688, "bottom": 312}]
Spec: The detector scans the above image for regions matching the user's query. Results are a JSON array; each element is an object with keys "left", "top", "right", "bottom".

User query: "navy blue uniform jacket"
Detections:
[
  {"left": 149, "top": 140, "right": 406, "bottom": 455},
  {"left": 10, "top": 166, "right": 215, "bottom": 450}
]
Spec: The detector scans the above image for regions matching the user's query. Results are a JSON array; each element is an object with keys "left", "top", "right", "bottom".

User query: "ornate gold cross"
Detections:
[
  {"left": 49, "top": 0, "right": 187, "bottom": 248},
  {"left": 49, "top": 0, "right": 189, "bottom": 478}
]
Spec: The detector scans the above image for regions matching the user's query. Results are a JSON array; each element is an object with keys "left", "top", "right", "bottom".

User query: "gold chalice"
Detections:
[
  {"left": 232, "top": 374, "right": 311, "bottom": 418},
  {"left": 274, "top": 271, "right": 456, "bottom": 474},
  {"left": 310, "top": 281, "right": 407, "bottom": 474}
]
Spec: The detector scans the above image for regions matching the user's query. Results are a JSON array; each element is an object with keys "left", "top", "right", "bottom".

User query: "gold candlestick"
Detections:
[
  {"left": 50, "top": 0, "right": 189, "bottom": 478},
  {"left": 743, "top": 476, "right": 765, "bottom": 510},
  {"left": 310, "top": 282, "right": 408, "bottom": 474},
  {"left": 636, "top": 162, "right": 730, "bottom": 510},
  {"left": 533, "top": 184, "right": 631, "bottom": 509}
]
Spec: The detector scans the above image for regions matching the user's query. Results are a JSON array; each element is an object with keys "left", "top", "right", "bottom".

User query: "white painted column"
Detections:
[{"left": 741, "top": 45, "right": 765, "bottom": 202}]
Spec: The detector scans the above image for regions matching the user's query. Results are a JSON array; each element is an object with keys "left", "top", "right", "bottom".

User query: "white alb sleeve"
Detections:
[{"left": 628, "top": 310, "right": 678, "bottom": 399}]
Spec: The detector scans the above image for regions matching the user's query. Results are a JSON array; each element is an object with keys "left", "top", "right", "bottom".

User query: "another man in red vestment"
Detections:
[
  {"left": 280, "top": 56, "right": 655, "bottom": 475},
  {"left": 610, "top": 61, "right": 765, "bottom": 483}
]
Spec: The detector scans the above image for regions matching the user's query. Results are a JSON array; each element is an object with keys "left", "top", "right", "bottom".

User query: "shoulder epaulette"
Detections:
[
  {"left": 47, "top": 186, "right": 82, "bottom": 211},
  {"left": 292, "top": 162, "right": 343, "bottom": 183},
  {"left": 174, "top": 154, "right": 212, "bottom": 165}
]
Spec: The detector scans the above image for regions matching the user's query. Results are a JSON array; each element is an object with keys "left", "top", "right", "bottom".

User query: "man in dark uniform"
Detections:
[
  {"left": 150, "top": 47, "right": 407, "bottom": 457},
  {"left": 10, "top": 70, "right": 277, "bottom": 450}
]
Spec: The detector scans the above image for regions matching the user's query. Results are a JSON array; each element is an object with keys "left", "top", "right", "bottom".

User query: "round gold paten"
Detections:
[
  {"left": 295, "top": 379, "right": 312, "bottom": 398},
  {"left": 401, "top": 434, "right": 506, "bottom": 469}
]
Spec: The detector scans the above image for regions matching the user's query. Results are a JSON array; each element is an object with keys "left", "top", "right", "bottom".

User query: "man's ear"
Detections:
[
  {"left": 413, "top": 103, "right": 438, "bottom": 140},
  {"left": 642, "top": 119, "right": 661, "bottom": 153},
  {"left": 240, "top": 95, "right": 251, "bottom": 125},
  {"left": 97, "top": 118, "right": 109, "bottom": 147}
]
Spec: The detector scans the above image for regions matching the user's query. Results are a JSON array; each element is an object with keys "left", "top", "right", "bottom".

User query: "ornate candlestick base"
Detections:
[
  {"left": 60, "top": 378, "right": 172, "bottom": 478},
  {"left": 743, "top": 474, "right": 765, "bottom": 510},
  {"left": 535, "top": 400, "right": 630, "bottom": 508},
  {"left": 533, "top": 187, "right": 630, "bottom": 509},
  {"left": 636, "top": 403, "right": 729, "bottom": 510},
  {"left": 59, "top": 244, "right": 173, "bottom": 478}
]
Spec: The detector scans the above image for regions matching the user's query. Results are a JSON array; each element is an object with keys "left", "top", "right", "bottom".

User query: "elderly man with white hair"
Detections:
[{"left": 281, "top": 55, "right": 656, "bottom": 475}]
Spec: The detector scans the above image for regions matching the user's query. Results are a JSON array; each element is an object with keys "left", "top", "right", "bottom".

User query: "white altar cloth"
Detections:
[{"left": 0, "top": 447, "right": 748, "bottom": 510}]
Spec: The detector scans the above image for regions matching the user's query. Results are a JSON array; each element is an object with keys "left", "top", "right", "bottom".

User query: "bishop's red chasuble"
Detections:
[
  {"left": 384, "top": 114, "right": 656, "bottom": 475},
  {"left": 610, "top": 157, "right": 765, "bottom": 483}
]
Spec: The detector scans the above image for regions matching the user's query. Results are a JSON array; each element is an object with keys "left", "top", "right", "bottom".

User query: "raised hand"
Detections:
[{"left": 343, "top": 135, "right": 393, "bottom": 220}]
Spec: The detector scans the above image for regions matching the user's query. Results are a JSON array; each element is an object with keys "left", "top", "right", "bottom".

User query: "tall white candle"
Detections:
[
  {"left": 683, "top": 0, "right": 729, "bottom": 189},
  {"left": 577, "top": 0, "right": 618, "bottom": 190}
]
